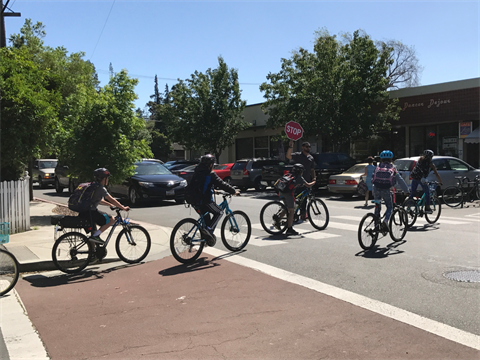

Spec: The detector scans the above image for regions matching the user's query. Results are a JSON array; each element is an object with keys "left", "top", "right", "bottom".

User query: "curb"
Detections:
[{"left": 18, "top": 258, "right": 120, "bottom": 273}]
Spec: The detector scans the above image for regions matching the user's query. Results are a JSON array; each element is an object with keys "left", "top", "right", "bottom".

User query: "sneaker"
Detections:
[
  {"left": 425, "top": 206, "right": 433, "bottom": 214},
  {"left": 364, "top": 202, "right": 368, "bottom": 207},
  {"left": 285, "top": 227, "right": 299, "bottom": 236},
  {"left": 380, "top": 222, "right": 389, "bottom": 234},
  {"left": 200, "top": 228, "right": 216, "bottom": 247},
  {"left": 89, "top": 235, "right": 105, "bottom": 245}
]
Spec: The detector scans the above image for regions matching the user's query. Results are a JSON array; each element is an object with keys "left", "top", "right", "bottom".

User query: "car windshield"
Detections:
[
  {"left": 134, "top": 163, "right": 171, "bottom": 175},
  {"left": 394, "top": 159, "right": 415, "bottom": 171},
  {"left": 344, "top": 164, "right": 367, "bottom": 174},
  {"left": 232, "top": 162, "right": 247, "bottom": 170},
  {"left": 39, "top": 161, "right": 57, "bottom": 169}
]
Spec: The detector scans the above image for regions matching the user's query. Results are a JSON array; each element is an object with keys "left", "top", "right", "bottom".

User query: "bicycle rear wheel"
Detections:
[
  {"left": 403, "top": 198, "right": 418, "bottom": 228},
  {"left": 260, "top": 201, "right": 288, "bottom": 235},
  {"left": 307, "top": 198, "right": 329, "bottom": 230},
  {"left": 0, "top": 249, "right": 20, "bottom": 296},
  {"left": 116, "top": 225, "right": 151, "bottom": 264},
  {"left": 170, "top": 218, "right": 204, "bottom": 264},
  {"left": 52, "top": 232, "right": 93, "bottom": 274},
  {"left": 425, "top": 194, "right": 441, "bottom": 224},
  {"left": 221, "top": 210, "right": 251, "bottom": 252},
  {"left": 442, "top": 186, "right": 463, "bottom": 208},
  {"left": 389, "top": 208, "right": 407, "bottom": 242},
  {"left": 358, "top": 213, "right": 379, "bottom": 250}
]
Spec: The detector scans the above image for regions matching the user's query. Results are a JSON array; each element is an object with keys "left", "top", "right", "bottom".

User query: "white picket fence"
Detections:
[{"left": 0, "top": 176, "right": 30, "bottom": 234}]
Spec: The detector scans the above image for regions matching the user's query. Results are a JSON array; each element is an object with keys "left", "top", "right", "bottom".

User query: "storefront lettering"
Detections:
[
  {"left": 402, "top": 98, "right": 452, "bottom": 111},
  {"left": 402, "top": 102, "right": 424, "bottom": 111}
]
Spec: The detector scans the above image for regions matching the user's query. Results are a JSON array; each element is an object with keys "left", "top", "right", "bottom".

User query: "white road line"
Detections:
[
  {"left": 331, "top": 215, "right": 364, "bottom": 221},
  {"left": 0, "top": 290, "right": 49, "bottom": 360},
  {"left": 325, "top": 221, "right": 359, "bottom": 232},
  {"left": 204, "top": 247, "right": 480, "bottom": 351}
]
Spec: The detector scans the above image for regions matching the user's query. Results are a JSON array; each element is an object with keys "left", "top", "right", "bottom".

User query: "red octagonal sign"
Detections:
[{"left": 285, "top": 121, "right": 304, "bottom": 141}]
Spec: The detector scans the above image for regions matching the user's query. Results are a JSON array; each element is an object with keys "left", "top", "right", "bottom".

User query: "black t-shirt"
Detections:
[{"left": 291, "top": 152, "right": 316, "bottom": 182}]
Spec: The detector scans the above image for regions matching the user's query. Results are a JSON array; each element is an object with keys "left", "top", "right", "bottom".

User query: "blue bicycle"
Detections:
[
  {"left": 170, "top": 191, "right": 251, "bottom": 264},
  {"left": 403, "top": 181, "right": 442, "bottom": 227}
]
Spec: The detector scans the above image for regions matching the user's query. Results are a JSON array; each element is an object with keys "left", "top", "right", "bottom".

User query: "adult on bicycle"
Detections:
[
  {"left": 74, "top": 168, "right": 130, "bottom": 244},
  {"left": 278, "top": 163, "right": 316, "bottom": 236},
  {"left": 408, "top": 149, "right": 442, "bottom": 214},
  {"left": 372, "top": 150, "right": 409, "bottom": 233},
  {"left": 186, "top": 154, "right": 239, "bottom": 245}
]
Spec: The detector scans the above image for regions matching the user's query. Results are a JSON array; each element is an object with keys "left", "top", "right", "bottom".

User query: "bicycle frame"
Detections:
[
  {"left": 410, "top": 181, "right": 437, "bottom": 214},
  {"left": 456, "top": 176, "right": 479, "bottom": 207}
]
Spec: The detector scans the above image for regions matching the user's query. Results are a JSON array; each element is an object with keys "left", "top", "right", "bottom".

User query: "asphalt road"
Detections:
[{"left": 33, "top": 184, "right": 480, "bottom": 335}]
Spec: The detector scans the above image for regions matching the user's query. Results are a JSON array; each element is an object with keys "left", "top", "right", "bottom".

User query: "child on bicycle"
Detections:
[
  {"left": 187, "top": 154, "right": 239, "bottom": 246},
  {"left": 278, "top": 163, "right": 316, "bottom": 236},
  {"left": 408, "top": 149, "right": 442, "bottom": 214},
  {"left": 371, "top": 151, "right": 409, "bottom": 233}
]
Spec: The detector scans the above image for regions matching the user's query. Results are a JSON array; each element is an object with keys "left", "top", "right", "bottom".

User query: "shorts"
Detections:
[
  {"left": 280, "top": 192, "right": 295, "bottom": 209},
  {"left": 78, "top": 209, "right": 110, "bottom": 227}
]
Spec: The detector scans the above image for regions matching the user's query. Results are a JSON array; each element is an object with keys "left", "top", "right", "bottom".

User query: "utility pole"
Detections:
[{"left": 1, "top": 0, "right": 21, "bottom": 48}]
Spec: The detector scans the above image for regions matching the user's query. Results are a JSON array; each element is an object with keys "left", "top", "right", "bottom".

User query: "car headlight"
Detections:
[
  {"left": 180, "top": 180, "right": 187, "bottom": 187},
  {"left": 138, "top": 182, "right": 154, "bottom": 188}
]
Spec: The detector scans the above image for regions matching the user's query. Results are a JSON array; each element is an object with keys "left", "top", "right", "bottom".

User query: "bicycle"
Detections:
[
  {"left": 357, "top": 189, "right": 408, "bottom": 250},
  {"left": 260, "top": 187, "right": 329, "bottom": 235},
  {"left": 51, "top": 207, "right": 151, "bottom": 274},
  {"left": 170, "top": 191, "right": 251, "bottom": 264},
  {"left": 442, "top": 175, "right": 480, "bottom": 208},
  {"left": 403, "top": 181, "right": 442, "bottom": 227},
  {"left": 0, "top": 249, "right": 20, "bottom": 296}
]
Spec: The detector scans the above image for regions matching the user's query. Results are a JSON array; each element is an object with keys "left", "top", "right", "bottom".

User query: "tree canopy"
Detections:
[{"left": 260, "top": 29, "right": 401, "bottom": 149}]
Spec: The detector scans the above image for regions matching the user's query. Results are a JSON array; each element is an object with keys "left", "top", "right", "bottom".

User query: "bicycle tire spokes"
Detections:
[
  {"left": 0, "top": 250, "right": 19, "bottom": 296},
  {"left": 170, "top": 219, "right": 205, "bottom": 264}
]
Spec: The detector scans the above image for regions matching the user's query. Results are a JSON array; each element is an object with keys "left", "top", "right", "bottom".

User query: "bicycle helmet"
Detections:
[
  {"left": 94, "top": 168, "right": 111, "bottom": 181},
  {"left": 200, "top": 154, "right": 216, "bottom": 165},
  {"left": 423, "top": 149, "right": 434, "bottom": 158},
  {"left": 379, "top": 150, "right": 394, "bottom": 159},
  {"left": 291, "top": 163, "right": 304, "bottom": 175}
]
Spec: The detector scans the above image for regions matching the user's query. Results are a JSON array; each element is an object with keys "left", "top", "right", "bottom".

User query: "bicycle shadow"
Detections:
[
  {"left": 159, "top": 257, "right": 222, "bottom": 276},
  {"left": 406, "top": 223, "right": 440, "bottom": 232},
  {"left": 22, "top": 263, "right": 141, "bottom": 287},
  {"left": 355, "top": 240, "right": 407, "bottom": 259}
]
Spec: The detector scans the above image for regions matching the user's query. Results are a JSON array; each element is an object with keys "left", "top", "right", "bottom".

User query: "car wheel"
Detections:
[
  {"left": 343, "top": 193, "right": 354, "bottom": 198},
  {"left": 254, "top": 178, "right": 266, "bottom": 192},
  {"left": 55, "top": 178, "right": 64, "bottom": 193},
  {"left": 38, "top": 176, "right": 46, "bottom": 189},
  {"left": 129, "top": 187, "right": 138, "bottom": 205},
  {"left": 175, "top": 198, "right": 185, "bottom": 204}
]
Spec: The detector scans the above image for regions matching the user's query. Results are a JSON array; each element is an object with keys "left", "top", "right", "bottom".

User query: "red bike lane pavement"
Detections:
[{"left": 16, "top": 254, "right": 480, "bottom": 360}]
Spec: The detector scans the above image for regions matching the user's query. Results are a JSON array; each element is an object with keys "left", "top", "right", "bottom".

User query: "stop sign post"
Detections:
[{"left": 285, "top": 121, "right": 304, "bottom": 141}]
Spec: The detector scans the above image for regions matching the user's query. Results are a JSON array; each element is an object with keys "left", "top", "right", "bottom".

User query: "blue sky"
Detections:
[{"left": 4, "top": 0, "right": 480, "bottom": 111}]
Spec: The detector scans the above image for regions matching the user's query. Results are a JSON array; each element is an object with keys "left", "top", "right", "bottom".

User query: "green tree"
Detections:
[
  {"left": 0, "top": 47, "right": 60, "bottom": 180},
  {"left": 161, "top": 56, "right": 249, "bottom": 161},
  {"left": 260, "top": 29, "right": 400, "bottom": 150}
]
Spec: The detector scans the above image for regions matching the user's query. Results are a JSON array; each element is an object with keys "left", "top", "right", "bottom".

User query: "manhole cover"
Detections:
[{"left": 444, "top": 270, "right": 480, "bottom": 283}]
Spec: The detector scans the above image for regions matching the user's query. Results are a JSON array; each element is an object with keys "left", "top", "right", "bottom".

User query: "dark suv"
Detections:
[
  {"left": 230, "top": 158, "right": 284, "bottom": 191},
  {"left": 54, "top": 162, "right": 80, "bottom": 194},
  {"left": 312, "top": 153, "right": 357, "bottom": 188}
]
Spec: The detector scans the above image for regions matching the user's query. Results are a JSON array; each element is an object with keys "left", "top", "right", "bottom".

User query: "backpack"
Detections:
[
  {"left": 372, "top": 163, "right": 397, "bottom": 189},
  {"left": 274, "top": 173, "right": 295, "bottom": 193},
  {"left": 184, "top": 175, "right": 203, "bottom": 205},
  {"left": 68, "top": 182, "right": 100, "bottom": 212}
]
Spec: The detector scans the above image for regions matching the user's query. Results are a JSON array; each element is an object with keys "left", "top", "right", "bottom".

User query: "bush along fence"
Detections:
[{"left": 0, "top": 175, "right": 30, "bottom": 234}]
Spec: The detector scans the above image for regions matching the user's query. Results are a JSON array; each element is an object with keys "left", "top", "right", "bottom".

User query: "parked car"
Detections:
[
  {"left": 213, "top": 163, "right": 234, "bottom": 184},
  {"left": 327, "top": 163, "right": 368, "bottom": 197},
  {"left": 54, "top": 162, "right": 80, "bottom": 194},
  {"left": 312, "top": 153, "right": 358, "bottom": 189},
  {"left": 33, "top": 159, "right": 58, "bottom": 188},
  {"left": 171, "top": 164, "right": 196, "bottom": 184},
  {"left": 261, "top": 161, "right": 293, "bottom": 189},
  {"left": 230, "top": 158, "right": 284, "bottom": 191},
  {"left": 164, "top": 159, "right": 198, "bottom": 171},
  {"left": 394, "top": 156, "right": 480, "bottom": 194},
  {"left": 108, "top": 159, "right": 187, "bottom": 205}
]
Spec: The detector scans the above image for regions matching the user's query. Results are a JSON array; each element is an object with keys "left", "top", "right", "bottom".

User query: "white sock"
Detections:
[{"left": 93, "top": 230, "right": 101, "bottom": 237}]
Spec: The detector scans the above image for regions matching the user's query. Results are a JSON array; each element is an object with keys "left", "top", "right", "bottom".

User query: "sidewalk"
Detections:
[{"left": 2, "top": 199, "right": 480, "bottom": 359}]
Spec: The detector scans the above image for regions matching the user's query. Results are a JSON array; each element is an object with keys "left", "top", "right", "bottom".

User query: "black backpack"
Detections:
[
  {"left": 274, "top": 173, "right": 295, "bottom": 192},
  {"left": 68, "top": 182, "right": 100, "bottom": 212},
  {"left": 184, "top": 175, "right": 203, "bottom": 206}
]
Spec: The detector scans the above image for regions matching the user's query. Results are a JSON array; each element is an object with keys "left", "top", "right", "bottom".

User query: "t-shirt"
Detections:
[
  {"left": 290, "top": 152, "right": 316, "bottom": 182},
  {"left": 90, "top": 184, "right": 109, "bottom": 210},
  {"left": 411, "top": 158, "right": 432, "bottom": 180}
]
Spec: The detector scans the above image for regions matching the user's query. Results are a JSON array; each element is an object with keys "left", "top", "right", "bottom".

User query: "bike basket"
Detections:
[
  {"left": 50, "top": 215, "right": 91, "bottom": 228},
  {"left": 0, "top": 222, "right": 9, "bottom": 244}
]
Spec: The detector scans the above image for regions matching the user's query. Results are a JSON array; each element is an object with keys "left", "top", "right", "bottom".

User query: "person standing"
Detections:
[
  {"left": 361, "top": 156, "right": 375, "bottom": 206},
  {"left": 286, "top": 140, "right": 316, "bottom": 220}
]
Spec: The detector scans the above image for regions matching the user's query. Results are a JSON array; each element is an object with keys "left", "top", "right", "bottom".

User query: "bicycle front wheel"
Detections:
[
  {"left": 358, "top": 213, "right": 379, "bottom": 250},
  {"left": 425, "top": 194, "right": 442, "bottom": 224},
  {"left": 221, "top": 210, "right": 251, "bottom": 252},
  {"left": 389, "top": 208, "right": 407, "bottom": 242},
  {"left": 170, "top": 218, "right": 204, "bottom": 264},
  {"left": 307, "top": 198, "right": 329, "bottom": 230},
  {"left": 403, "top": 198, "right": 418, "bottom": 228},
  {"left": 0, "top": 249, "right": 20, "bottom": 296},
  {"left": 260, "top": 201, "right": 288, "bottom": 235},
  {"left": 116, "top": 225, "right": 151, "bottom": 264},
  {"left": 442, "top": 186, "right": 463, "bottom": 208},
  {"left": 52, "top": 232, "right": 93, "bottom": 274}
]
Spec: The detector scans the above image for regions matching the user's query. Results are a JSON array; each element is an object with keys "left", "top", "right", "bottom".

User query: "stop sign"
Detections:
[{"left": 284, "top": 121, "right": 304, "bottom": 141}]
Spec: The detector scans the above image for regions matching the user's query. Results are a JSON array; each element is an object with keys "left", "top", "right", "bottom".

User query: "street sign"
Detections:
[{"left": 285, "top": 121, "right": 304, "bottom": 141}]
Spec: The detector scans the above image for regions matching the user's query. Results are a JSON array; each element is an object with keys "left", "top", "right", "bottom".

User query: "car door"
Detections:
[{"left": 434, "top": 158, "right": 469, "bottom": 188}]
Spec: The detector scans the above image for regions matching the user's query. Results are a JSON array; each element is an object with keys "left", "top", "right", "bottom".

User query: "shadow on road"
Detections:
[
  {"left": 355, "top": 240, "right": 407, "bottom": 259},
  {"left": 159, "top": 257, "right": 221, "bottom": 276}
]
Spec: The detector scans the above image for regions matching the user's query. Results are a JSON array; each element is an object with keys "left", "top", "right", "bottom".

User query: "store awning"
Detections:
[{"left": 464, "top": 127, "right": 480, "bottom": 144}]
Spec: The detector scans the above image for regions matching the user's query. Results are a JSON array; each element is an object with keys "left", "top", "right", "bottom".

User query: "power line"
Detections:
[{"left": 89, "top": 0, "right": 115, "bottom": 61}]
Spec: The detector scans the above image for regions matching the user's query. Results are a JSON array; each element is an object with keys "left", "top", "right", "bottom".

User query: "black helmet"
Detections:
[
  {"left": 200, "top": 154, "right": 216, "bottom": 165},
  {"left": 291, "top": 163, "right": 304, "bottom": 175},
  {"left": 94, "top": 168, "right": 111, "bottom": 182}
]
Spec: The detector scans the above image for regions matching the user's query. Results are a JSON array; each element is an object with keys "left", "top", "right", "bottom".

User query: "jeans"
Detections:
[
  {"left": 373, "top": 186, "right": 393, "bottom": 223},
  {"left": 410, "top": 179, "right": 430, "bottom": 205}
]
